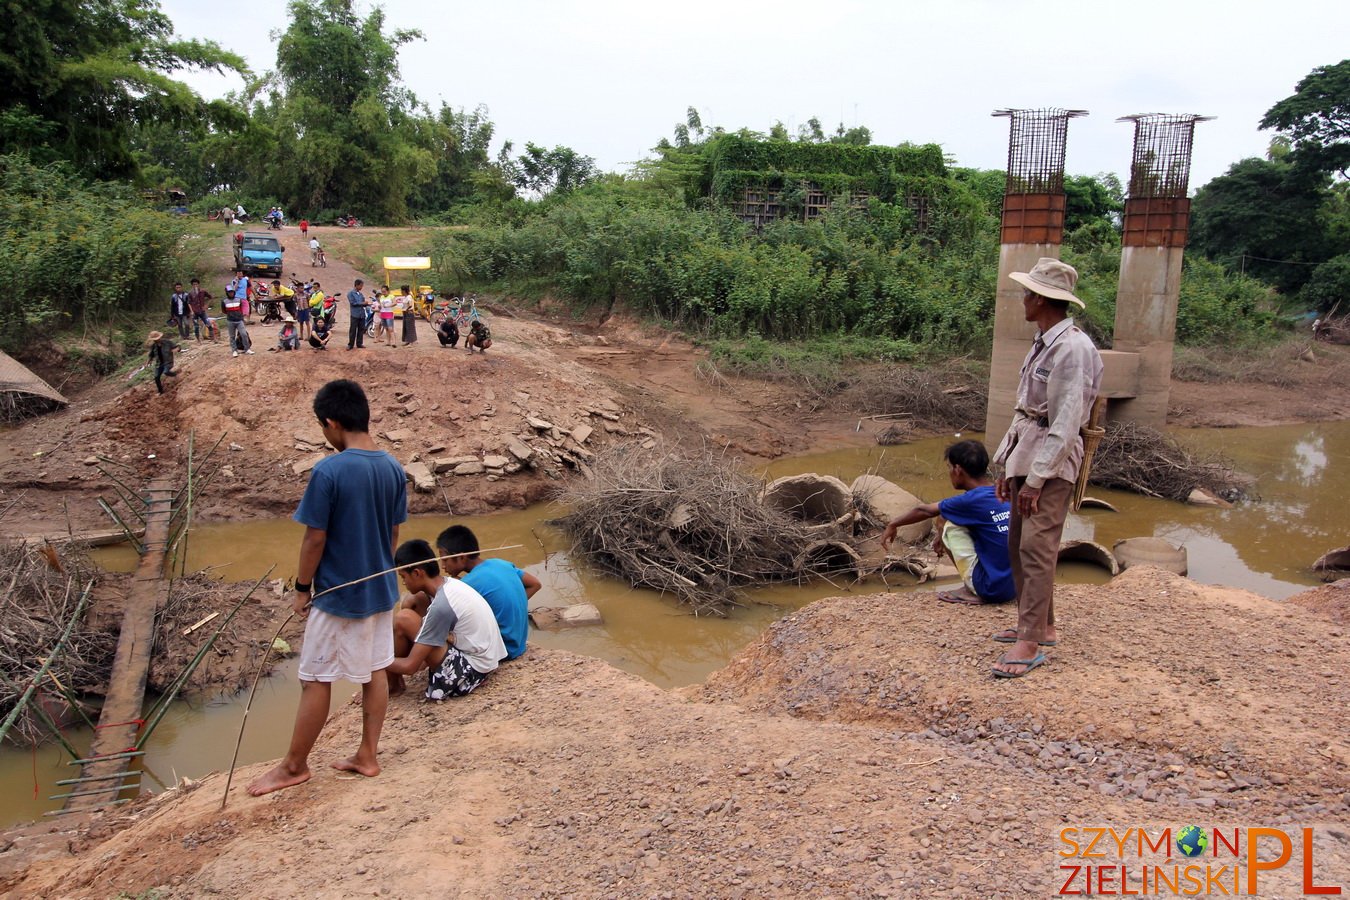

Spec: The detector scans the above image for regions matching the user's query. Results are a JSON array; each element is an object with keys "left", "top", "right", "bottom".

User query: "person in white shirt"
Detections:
[{"left": 385, "top": 539, "right": 505, "bottom": 699}]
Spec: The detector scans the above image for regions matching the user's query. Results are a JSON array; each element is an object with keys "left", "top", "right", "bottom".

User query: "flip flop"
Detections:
[
  {"left": 991, "top": 629, "right": 1057, "bottom": 647},
  {"left": 936, "top": 589, "right": 983, "bottom": 606},
  {"left": 992, "top": 651, "right": 1048, "bottom": 678}
]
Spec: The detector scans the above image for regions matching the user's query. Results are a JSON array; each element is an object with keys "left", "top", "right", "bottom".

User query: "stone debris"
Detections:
[
  {"left": 432, "top": 456, "right": 478, "bottom": 473},
  {"left": 382, "top": 428, "right": 414, "bottom": 444},
  {"left": 851, "top": 474, "right": 932, "bottom": 543},
  {"left": 529, "top": 603, "right": 604, "bottom": 630},
  {"left": 527, "top": 416, "right": 555, "bottom": 431},
  {"left": 454, "top": 461, "right": 485, "bottom": 476},
  {"left": 483, "top": 455, "right": 510, "bottom": 469},
  {"left": 508, "top": 442, "right": 534, "bottom": 463},
  {"left": 570, "top": 423, "right": 594, "bottom": 445},
  {"left": 293, "top": 454, "right": 325, "bottom": 476}
]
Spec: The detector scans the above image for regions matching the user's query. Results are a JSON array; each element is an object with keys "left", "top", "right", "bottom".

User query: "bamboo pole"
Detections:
[
  {"left": 136, "top": 567, "right": 274, "bottom": 749},
  {"left": 0, "top": 584, "right": 95, "bottom": 746},
  {"left": 0, "top": 671, "right": 81, "bottom": 759}
]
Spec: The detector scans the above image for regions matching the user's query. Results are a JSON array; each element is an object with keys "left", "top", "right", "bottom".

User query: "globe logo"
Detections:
[{"left": 1176, "top": 825, "right": 1209, "bottom": 858}]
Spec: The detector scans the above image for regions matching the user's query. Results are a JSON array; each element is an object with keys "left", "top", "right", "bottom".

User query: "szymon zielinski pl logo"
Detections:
[{"left": 1058, "top": 825, "right": 1344, "bottom": 895}]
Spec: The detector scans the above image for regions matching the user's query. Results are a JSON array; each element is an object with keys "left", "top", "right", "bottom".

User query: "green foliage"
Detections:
[
  {"left": 0, "top": 154, "right": 195, "bottom": 350},
  {"left": 1260, "top": 59, "right": 1350, "bottom": 177},
  {"left": 1190, "top": 157, "right": 1334, "bottom": 293},
  {"left": 509, "top": 143, "right": 598, "bottom": 196},
  {"left": 0, "top": 0, "right": 245, "bottom": 179},
  {"left": 1174, "top": 255, "right": 1281, "bottom": 344},
  {"left": 1302, "top": 254, "right": 1350, "bottom": 312}
]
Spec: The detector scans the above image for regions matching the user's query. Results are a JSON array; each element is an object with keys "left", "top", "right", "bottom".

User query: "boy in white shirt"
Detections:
[{"left": 386, "top": 539, "right": 505, "bottom": 699}]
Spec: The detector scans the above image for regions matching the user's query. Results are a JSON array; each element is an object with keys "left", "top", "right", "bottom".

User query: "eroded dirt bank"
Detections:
[{"left": 4, "top": 569, "right": 1346, "bottom": 898}]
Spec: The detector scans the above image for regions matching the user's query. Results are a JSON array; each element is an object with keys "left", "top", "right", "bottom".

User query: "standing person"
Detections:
[
  {"left": 436, "top": 525, "right": 539, "bottom": 661},
  {"left": 300, "top": 217, "right": 309, "bottom": 239},
  {"left": 145, "top": 330, "right": 178, "bottom": 393},
  {"left": 247, "top": 379, "right": 408, "bottom": 796},
  {"left": 222, "top": 288, "right": 254, "bottom": 357},
  {"left": 376, "top": 289, "right": 395, "bottom": 345},
  {"left": 235, "top": 202, "right": 247, "bottom": 222},
  {"left": 880, "top": 440, "right": 1014, "bottom": 606},
  {"left": 234, "top": 269, "right": 252, "bottom": 324},
  {"left": 399, "top": 285, "right": 418, "bottom": 346},
  {"left": 168, "top": 283, "right": 191, "bottom": 340},
  {"left": 187, "top": 278, "right": 216, "bottom": 342},
  {"left": 272, "top": 279, "right": 297, "bottom": 319},
  {"left": 346, "top": 278, "right": 369, "bottom": 350},
  {"left": 310, "top": 236, "right": 323, "bottom": 267},
  {"left": 990, "top": 258, "right": 1103, "bottom": 678}
]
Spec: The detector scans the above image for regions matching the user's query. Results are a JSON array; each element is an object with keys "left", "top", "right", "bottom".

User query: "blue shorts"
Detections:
[{"left": 296, "top": 307, "right": 310, "bottom": 323}]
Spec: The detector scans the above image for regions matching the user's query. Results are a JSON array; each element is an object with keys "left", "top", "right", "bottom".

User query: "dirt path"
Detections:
[{"left": 3, "top": 569, "right": 1347, "bottom": 897}]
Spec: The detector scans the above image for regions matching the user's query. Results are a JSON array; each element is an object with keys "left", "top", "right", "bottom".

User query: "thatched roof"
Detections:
[{"left": 0, "top": 350, "right": 67, "bottom": 419}]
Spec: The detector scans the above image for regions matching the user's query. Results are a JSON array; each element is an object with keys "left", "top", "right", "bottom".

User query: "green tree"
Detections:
[
  {"left": 0, "top": 0, "right": 245, "bottom": 179},
  {"left": 1260, "top": 59, "right": 1350, "bottom": 177},
  {"left": 244, "top": 0, "right": 434, "bottom": 221},
  {"left": 513, "top": 143, "right": 598, "bottom": 196},
  {"left": 1189, "top": 157, "right": 1333, "bottom": 294}
]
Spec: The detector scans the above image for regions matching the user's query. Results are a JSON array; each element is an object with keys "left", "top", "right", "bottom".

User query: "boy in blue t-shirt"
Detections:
[
  {"left": 436, "top": 524, "right": 540, "bottom": 660},
  {"left": 880, "top": 439, "right": 1015, "bottom": 605},
  {"left": 247, "top": 379, "right": 407, "bottom": 797}
]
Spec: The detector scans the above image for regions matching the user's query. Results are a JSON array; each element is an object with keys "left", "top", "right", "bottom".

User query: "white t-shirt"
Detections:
[
  {"left": 414, "top": 578, "right": 505, "bottom": 674},
  {"left": 309, "top": 238, "right": 320, "bottom": 251},
  {"left": 379, "top": 295, "right": 395, "bottom": 316}
]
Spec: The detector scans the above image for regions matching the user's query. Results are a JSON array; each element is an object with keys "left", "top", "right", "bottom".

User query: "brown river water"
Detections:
[{"left": 3, "top": 422, "right": 1346, "bottom": 825}]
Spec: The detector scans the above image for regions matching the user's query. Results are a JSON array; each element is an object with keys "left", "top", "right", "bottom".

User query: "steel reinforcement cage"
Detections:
[
  {"left": 991, "top": 108, "right": 1088, "bottom": 195},
  {"left": 1117, "top": 113, "right": 1214, "bottom": 199}
]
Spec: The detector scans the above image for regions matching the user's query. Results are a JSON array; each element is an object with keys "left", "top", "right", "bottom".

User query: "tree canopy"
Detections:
[
  {"left": 0, "top": 0, "right": 245, "bottom": 179},
  {"left": 1260, "top": 59, "right": 1350, "bottom": 178}
]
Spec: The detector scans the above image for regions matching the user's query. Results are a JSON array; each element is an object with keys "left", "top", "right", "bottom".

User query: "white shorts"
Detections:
[{"left": 297, "top": 607, "right": 395, "bottom": 683}]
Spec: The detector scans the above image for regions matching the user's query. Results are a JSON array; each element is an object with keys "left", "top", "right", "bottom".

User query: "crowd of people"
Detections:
[{"left": 162, "top": 271, "right": 493, "bottom": 360}]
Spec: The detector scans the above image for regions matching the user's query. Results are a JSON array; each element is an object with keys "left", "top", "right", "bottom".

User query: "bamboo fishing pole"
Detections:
[{"left": 220, "top": 544, "right": 524, "bottom": 809}]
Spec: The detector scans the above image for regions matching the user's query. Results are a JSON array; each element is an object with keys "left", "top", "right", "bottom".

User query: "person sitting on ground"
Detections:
[
  {"left": 146, "top": 330, "right": 178, "bottom": 393},
  {"left": 275, "top": 315, "right": 300, "bottom": 351},
  {"left": 436, "top": 525, "right": 540, "bottom": 661},
  {"left": 466, "top": 319, "right": 491, "bottom": 353},
  {"left": 308, "top": 314, "right": 332, "bottom": 350},
  {"left": 880, "top": 439, "right": 1015, "bottom": 606},
  {"left": 436, "top": 316, "right": 459, "bottom": 348},
  {"left": 386, "top": 539, "right": 506, "bottom": 699}
]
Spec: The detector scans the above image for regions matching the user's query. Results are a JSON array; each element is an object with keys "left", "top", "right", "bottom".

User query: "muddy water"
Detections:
[{"left": 4, "top": 423, "right": 1346, "bottom": 826}]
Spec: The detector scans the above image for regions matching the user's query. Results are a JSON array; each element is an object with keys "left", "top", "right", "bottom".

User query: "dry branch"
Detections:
[
  {"left": 1090, "top": 421, "right": 1249, "bottom": 502},
  {"left": 553, "top": 447, "right": 855, "bottom": 615}
]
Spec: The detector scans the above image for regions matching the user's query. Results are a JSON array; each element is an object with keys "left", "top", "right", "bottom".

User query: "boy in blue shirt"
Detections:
[
  {"left": 248, "top": 379, "right": 407, "bottom": 797},
  {"left": 880, "top": 439, "right": 1015, "bottom": 605},
  {"left": 436, "top": 524, "right": 540, "bottom": 660}
]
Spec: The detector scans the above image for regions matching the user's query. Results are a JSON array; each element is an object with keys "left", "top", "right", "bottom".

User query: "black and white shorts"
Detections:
[{"left": 425, "top": 646, "right": 489, "bottom": 700}]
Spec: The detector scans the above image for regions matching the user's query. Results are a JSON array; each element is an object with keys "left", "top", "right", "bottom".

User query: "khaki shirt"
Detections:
[{"left": 993, "top": 318, "right": 1103, "bottom": 489}]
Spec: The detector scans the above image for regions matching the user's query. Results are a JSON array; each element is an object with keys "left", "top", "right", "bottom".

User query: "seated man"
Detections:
[
  {"left": 308, "top": 314, "right": 331, "bottom": 350},
  {"left": 437, "top": 525, "right": 540, "bottom": 661},
  {"left": 386, "top": 539, "right": 505, "bottom": 699},
  {"left": 276, "top": 315, "right": 300, "bottom": 351},
  {"left": 436, "top": 317, "right": 460, "bottom": 348},
  {"left": 465, "top": 319, "right": 491, "bottom": 352},
  {"left": 880, "top": 439, "right": 1015, "bottom": 605}
]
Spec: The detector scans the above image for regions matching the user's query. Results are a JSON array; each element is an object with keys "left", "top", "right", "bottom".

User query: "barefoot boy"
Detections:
[
  {"left": 247, "top": 379, "right": 407, "bottom": 796},
  {"left": 386, "top": 539, "right": 505, "bottom": 700},
  {"left": 880, "top": 439, "right": 1015, "bottom": 605},
  {"left": 436, "top": 525, "right": 540, "bottom": 660}
]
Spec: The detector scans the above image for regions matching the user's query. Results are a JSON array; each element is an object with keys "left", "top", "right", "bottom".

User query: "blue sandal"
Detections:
[{"left": 992, "top": 651, "right": 1048, "bottom": 678}]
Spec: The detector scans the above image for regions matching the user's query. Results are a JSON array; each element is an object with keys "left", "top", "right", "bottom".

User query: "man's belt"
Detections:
[{"left": 1017, "top": 412, "right": 1051, "bottom": 428}]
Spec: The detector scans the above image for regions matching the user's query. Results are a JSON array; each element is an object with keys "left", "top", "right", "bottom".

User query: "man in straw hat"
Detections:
[
  {"left": 145, "top": 330, "right": 178, "bottom": 394},
  {"left": 989, "top": 258, "right": 1103, "bottom": 678}
]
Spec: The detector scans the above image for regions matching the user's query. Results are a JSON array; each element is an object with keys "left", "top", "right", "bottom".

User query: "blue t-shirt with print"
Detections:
[
  {"left": 937, "top": 485, "right": 1015, "bottom": 602},
  {"left": 461, "top": 558, "right": 529, "bottom": 659},
  {"left": 294, "top": 448, "right": 408, "bottom": 618}
]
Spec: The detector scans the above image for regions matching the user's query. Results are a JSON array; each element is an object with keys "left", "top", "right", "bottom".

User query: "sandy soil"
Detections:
[{"left": 3, "top": 567, "right": 1347, "bottom": 897}]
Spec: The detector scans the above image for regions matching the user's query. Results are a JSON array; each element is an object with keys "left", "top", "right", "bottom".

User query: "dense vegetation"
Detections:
[{"left": 0, "top": 0, "right": 1344, "bottom": 362}]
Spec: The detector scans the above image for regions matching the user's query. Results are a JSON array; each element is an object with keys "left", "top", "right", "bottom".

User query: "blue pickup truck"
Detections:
[{"left": 232, "top": 231, "right": 284, "bottom": 278}]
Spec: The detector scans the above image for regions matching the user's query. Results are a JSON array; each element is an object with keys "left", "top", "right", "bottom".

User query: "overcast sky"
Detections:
[{"left": 164, "top": 0, "right": 1348, "bottom": 191}]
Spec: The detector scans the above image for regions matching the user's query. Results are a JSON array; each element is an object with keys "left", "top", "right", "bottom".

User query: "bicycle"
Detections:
[
  {"left": 454, "top": 295, "right": 481, "bottom": 330},
  {"left": 311, "top": 247, "right": 327, "bottom": 267},
  {"left": 428, "top": 297, "right": 456, "bottom": 328}
]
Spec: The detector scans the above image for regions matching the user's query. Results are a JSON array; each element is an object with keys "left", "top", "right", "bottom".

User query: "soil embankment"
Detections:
[{"left": 3, "top": 568, "right": 1347, "bottom": 897}]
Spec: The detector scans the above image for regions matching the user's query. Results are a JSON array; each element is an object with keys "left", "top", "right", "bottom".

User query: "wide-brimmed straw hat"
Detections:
[
  {"left": 146, "top": 330, "right": 164, "bottom": 345},
  {"left": 282, "top": 314, "right": 296, "bottom": 323},
  {"left": 1009, "top": 258, "right": 1085, "bottom": 309}
]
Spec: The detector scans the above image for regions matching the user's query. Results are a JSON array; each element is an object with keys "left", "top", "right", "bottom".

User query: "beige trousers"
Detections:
[{"left": 1007, "top": 476, "right": 1074, "bottom": 643}]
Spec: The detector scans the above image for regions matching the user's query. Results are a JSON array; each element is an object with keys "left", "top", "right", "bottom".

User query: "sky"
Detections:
[{"left": 163, "top": 0, "right": 1349, "bottom": 191}]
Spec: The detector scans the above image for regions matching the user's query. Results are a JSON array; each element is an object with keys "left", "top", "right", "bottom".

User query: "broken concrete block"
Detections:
[
  {"left": 1186, "top": 487, "right": 1232, "bottom": 508},
  {"left": 405, "top": 461, "right": 436, "bottom": 493},
  {"left": 454, "top": 461, "right": 485, "bottom": 476},
  {"left": 529, "top": 603, "right": 603, "bottom": 630},
  {"left": 526, "top": 416, "right": 554, "bottom": 431},
  {"left": 766, "top": 473, "right": 857, "bottom": 536},
  {"left": 402, "top": 400, "right": 422, "bottom": 416},
  {"left": 850, "top": 474, "right": 931, "bottom": 543},
  {"left": 570, "top": 423, "right": 594, "bottom": 445},
  {"left": 483, "top": 455, "right": 510, "bottom": 469},
  {"left": 504, "top": 462, "right": 523, "bottom": 475},
  {"left": 293, "top": 453, "right": 326, "bottom": 476},
  {"left": 508, "top": 442, "right": 533, "bottom": 463},
  {"left": 382, "top": 428, "right": 413, "bottom": 443},
  {"left": 433, "top": 455, "right": 479, "bottom": 473},
  {"left": 426, "top": 444, "right": 446, "bottom": 455}
]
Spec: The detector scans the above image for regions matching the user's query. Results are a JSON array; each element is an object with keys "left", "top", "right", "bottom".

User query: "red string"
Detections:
[{"left": 94, "top": 718, "right": 145, "bottom": 730}]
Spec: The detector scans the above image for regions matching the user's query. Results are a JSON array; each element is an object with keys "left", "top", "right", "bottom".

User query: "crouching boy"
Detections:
[
  {"left": 880, "top": 439, "right": 1015, "bottom": 605},
  {"left": 387, "top": 539, "right": 505, "bottom": 700}
]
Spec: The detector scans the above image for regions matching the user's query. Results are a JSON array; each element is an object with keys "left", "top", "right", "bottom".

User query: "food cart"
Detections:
[{"left": 382, "top": 256, "right": 436, "bottom": 319}]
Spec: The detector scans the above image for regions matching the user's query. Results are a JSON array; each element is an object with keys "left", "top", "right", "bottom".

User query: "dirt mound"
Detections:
[
  {"left": 700, "top": 567, "right": 1350, "bottom": 809},
  {"left": 6, "top": 573, "right": 1350, "bottom": 898},
  {"left": 1285, "top": 577, "right": 1350, "bottom": 624}
]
